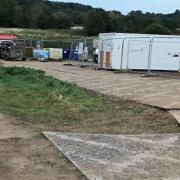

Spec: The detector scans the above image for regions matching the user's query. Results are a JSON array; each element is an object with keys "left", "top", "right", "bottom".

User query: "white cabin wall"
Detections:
[
  {"left": 98, "top": 33, "right": 180, "bottom": 71},
  {"left": 150, "top": 38, "right": 180, "bottom": 71},
  {"left": 120, "top": 38, "right": 150, "bottom": 70},
  {"left": 126, "top": 39, "right": 150, "bottom": 70},
  {"left": 111, "top": 39, "right": 122, "bottom": 69}
]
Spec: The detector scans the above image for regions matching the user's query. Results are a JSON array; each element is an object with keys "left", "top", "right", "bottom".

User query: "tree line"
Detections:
[
  {"left": 0, "top": 0, "right": 180, "bottom": 36},
  {"left": 86, "top": 9, "right": 180, "bottom": 36}
]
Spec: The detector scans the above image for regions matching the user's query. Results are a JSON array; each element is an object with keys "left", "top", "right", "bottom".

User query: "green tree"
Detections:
[
  {"left": 97, "top": 9, "right": 112, "bottom": 32},
  {"left": 0, "top": 0, "right": 180, "bottom": 34},
  {"left": 144, "top": 23, "right": 171, "bottom": 34},
  {"left": 12, "top": 5, "right": 24, "bottom": 27},
  {"left": 0, "top": 0, "right": 17, "bottom": 8},
  {"left": 110, "top": 11, "right": 125, "bottom": 32},
  {"left": 54, "top": 13, "right": 72, "bottom": 29},
  {"left": 85, "top": 11, "right": 106, "bottom": 36},
  {"left": 0, "top": 7, "right": 10, "bottom": 26},
  {"left": 0, "top": 0, "right": 18, "bottom": 27},
  {"left": 25, "top": 2, "right": 55, "bottom": 28}
]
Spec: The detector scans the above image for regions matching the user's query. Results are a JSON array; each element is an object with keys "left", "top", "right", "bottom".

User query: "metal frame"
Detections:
[
  {"left": 100, "top": 37, "right": 123, "bottom": 69},
  {"left": 127, "top": 39, "right": 150, "bottom": 70}
]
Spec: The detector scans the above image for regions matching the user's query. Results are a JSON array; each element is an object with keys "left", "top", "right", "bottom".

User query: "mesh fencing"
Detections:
[{"left": 0, "top": 38, "right": 94, "bottom": 62}]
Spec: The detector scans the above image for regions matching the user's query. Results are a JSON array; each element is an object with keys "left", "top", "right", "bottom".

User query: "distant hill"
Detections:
[
  {"left": 17, "top": 0, "right": 93, "bottom": 25},
  {"left": 0, "top": 0, "right": 180, "bottom": 36}
]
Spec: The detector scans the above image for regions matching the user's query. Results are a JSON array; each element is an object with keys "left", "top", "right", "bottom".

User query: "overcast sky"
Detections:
[{"left": 53, "top": 0, "right": 180, "bottom": 14}]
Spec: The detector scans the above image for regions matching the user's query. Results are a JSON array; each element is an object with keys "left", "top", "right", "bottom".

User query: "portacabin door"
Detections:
[{"left": 127, "top": 39, "right": 150, "bottom": 70}]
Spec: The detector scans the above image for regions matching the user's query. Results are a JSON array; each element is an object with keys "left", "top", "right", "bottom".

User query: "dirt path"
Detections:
[
  {"left": 1, "top": 61, "right": 179, "bottom": 179},
  {"left": 0, "top": 114, "right": 86, "bottom": 180}
]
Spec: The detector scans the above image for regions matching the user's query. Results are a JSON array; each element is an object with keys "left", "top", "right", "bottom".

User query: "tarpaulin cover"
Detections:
[{"left": 33, "top": 49, "right": 49, "bottom": 59}]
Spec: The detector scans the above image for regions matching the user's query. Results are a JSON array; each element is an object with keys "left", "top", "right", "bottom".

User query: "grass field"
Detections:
[
  {"left": 0, "top": 66, "right": 179, "bottom": 134},
  {"left": 0, "top": 28, "right": 92, "bottom": 41}
]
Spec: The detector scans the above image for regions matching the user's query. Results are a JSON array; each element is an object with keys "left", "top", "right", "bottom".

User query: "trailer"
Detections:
[{"left": 98, "top": 33, "right": 180, "bottom": 72}]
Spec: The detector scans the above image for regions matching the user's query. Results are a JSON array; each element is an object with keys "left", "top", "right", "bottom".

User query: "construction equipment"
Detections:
[{"left": 0, "top": 40, "right": 16, "bottom": 59}]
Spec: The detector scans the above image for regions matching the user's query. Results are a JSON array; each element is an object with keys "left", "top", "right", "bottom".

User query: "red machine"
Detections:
[{"left": 0, "top": 34, "right": 17, "bottom": 40}]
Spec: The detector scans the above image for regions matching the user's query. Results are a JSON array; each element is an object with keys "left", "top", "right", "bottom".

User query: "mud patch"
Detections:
[{"left": 0, "top": 114, "right": 86, "bottom": 180}]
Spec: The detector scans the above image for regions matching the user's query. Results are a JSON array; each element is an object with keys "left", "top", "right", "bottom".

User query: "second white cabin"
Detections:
[{"left": 98, "top": 33, "right": 180, "bottom": 71}]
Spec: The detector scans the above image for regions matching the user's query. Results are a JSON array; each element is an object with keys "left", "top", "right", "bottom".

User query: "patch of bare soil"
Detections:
[{"left": 0, "top": 114, "right": 86, "bottom": 180}]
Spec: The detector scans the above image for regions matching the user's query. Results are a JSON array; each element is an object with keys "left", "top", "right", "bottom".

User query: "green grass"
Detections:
[
  {"left": 0, "top": 66, "right": 179, "bottom": 134},
  {"left": 18, "top": 29, "right": 84, "bottom": 40},
  {"left": 0, "top": 28, "right": 93, "bottom": 41},
  {"left": 0, "top": 67, "right": 103, "bottom": 122}
]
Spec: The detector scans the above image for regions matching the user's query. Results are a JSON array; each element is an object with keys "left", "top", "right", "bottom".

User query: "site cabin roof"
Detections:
[
  {"left": 0, "top": 34, "right": 17, "bottom": 40},
  {"left": 99, "top": 33, "right": 180, "bottom": 40}
]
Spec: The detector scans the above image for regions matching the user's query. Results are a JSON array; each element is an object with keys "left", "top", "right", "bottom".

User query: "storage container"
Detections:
[
  {"left": 99, "top": 33, "right": 180, "bottom": 71},
  {"left": 49, "top": 48, "right": 63, "bottom": 60},
  {"left": 33, "top": 49, "right": 49, "bottom": 59},
  {"left": 63, "top": 49, "right": 70, "bottom": 59}
]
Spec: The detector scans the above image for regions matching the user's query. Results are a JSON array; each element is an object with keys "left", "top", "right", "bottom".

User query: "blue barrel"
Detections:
[
  {"left": 69, "top": 50, "right": 79, "bottom": 61},
  {"left": 73, "top": 51, "right": 79, "bottom": 61},
  {"left": 63, "top": 49, "right": 70, "bottom": 59}
]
